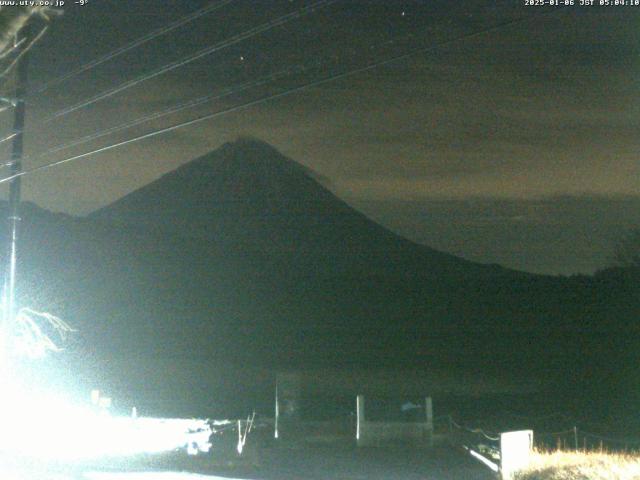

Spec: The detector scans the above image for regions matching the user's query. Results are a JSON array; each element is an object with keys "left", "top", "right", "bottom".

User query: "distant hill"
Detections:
[{"left": 2, "top": 139, "right": 638, "bottom": 416}]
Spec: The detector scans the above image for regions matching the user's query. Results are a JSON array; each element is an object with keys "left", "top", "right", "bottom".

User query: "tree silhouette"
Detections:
[
  {"left": 0, "top": 7, "right": 39, "bottom": 55},
  {"left": 612, "top": 228, "right": 640, "bottom": 268},
  {"left": 0, "top": 6, "right": 59, "bottom": 61}
]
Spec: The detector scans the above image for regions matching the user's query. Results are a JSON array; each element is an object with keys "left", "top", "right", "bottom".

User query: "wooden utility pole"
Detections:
[{"left": 2, "top": 25, "right": 30, "bottom": 346}]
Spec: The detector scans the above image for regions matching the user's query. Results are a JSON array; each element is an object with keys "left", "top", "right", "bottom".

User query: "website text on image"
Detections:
[{"left": 0, "top": 1, "right": 65, "bottom": 7}]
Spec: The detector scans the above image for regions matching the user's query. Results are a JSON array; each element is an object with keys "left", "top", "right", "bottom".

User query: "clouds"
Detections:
[
  {"left": 2, "top": 1, "right": 636, "bottom": 273},
  {"left": 20, "top": 3, "right": 638, "bottom": 209}
]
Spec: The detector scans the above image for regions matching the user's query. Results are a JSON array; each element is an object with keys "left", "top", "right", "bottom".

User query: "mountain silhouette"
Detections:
[
  {"left": 91, "top": 138, "right": 488, "bottom": 278},
  {"left": 1, "top": 139, "right": 636, "bottom": 416}
]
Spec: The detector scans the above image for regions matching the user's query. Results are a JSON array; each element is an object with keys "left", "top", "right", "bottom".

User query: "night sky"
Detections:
[{"left": 2, "top": 0, "right": 639, "bottom": 274}]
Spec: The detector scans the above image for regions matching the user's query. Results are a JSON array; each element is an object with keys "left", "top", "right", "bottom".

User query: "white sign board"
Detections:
[{"left": 500, "top": 430, "right": 533, "bottom": 479}]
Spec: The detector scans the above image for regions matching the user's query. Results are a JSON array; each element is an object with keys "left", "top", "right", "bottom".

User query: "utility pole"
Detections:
[{"left": 2, "top": 25, "right": 30, "bottom": 352}]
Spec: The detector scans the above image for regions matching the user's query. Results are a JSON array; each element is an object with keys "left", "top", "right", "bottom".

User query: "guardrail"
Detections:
[
  {"left": 448, "top": 416, "right": 533, "bottom": 479},
  {"left": 448, "top": 411, "right": 640, "bottom": 478}
]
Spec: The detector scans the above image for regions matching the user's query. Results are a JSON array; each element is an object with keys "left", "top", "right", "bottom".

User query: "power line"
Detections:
[
  {"left": 0, "top": 7, "right": 568, "bottom": 186},
  {"left": 30, "top": 25, "right": 450, "bottom": 158},
  {"left": 32, "top": 0, "right": 235, "bottom": 94},
  {"left": 27, "top": 6, "right": 565, "bottom": 159},
  {"left": 45, "top": 0, "right": 339, "bottom": 122},
  {"left": 23, "top": 19, "right": 436, "bottom": 161},
  {"left": 34, "top": 20, "right": 384, "bottom": 159},
  {"left": 37, "top": 62, "right": 318, "bottom": 159},
  {"left": 0, "top": 134, "right": 17, "bottom": 158}
]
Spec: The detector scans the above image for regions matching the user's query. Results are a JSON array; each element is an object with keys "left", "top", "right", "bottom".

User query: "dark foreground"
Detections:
[
  {"left": 2, "top": 446, "right": 496, "bottom": 480},
  {"left": 229, "top": 445, "right": 497, "bottom": 480},
  {"left": 151, "top": 445, "right": 497, "bottom": 480}
]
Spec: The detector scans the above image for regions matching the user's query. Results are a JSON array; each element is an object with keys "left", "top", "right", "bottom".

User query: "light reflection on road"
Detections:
[{"left": 83, "top": 473, "right": 250, "bottom": 480}]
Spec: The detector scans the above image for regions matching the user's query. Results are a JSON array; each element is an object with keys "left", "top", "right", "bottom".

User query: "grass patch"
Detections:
[{"left": 514, "top": 450, "right": 640, "bottom": 480}]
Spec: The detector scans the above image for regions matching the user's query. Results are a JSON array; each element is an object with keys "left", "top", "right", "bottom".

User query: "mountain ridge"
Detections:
[
  {"left": 0, "top": 139, "right": 635, "bottom": 415},
  {"left": 89, "top": 138, "right": 517, "bottom": 280}
]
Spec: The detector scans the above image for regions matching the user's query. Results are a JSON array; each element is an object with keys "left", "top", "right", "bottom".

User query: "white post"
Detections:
[
  {"left": 356, "top": 394, "right": 365, "bottom": 446},
  {"left": 274, "top": 382, "right": 279, "bottom": 439},
  {"left": 500, "top": 430, "right": 533, "bottom": 480},
  {"left": 425, "top": 397, "right": 433, "bottom": 446}
]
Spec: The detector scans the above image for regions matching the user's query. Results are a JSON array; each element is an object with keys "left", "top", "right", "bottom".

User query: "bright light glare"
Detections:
[
  {"left": 13, "top": 307, "right": 74, "bottom": 359},
  {"left": 1, "top": 307, "right": 213, "bottom": 463},
  {"left": 0, "top": 376, "right": 213, "bottom": 460}
]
